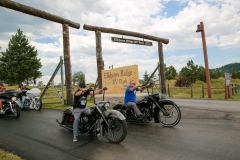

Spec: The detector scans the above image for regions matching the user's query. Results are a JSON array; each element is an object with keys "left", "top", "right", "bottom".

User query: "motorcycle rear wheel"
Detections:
[
  {"left": 104, "top": 117, "right": 127, "bottom": 143},
  {"left": 155, "top": 102, "right": 181, "bottom": 127},
  {"left": 13, "top": 105, "right": 20, "bottom": 119}
]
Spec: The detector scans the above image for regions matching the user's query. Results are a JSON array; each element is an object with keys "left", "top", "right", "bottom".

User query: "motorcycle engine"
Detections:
[
  {"left": 83, "top": 117, "right": 88, "bottom": 123},
  {"left": 141, "top": 108, "right": 151, "bottom": 121},
  {"left": 24, "top": 99, "right": 30, "bottom": 108}
]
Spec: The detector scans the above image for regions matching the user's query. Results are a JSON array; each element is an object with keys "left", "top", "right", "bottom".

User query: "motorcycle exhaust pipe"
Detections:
[{"left": 56, "top": 119, "right": 73, "bottom": 130}]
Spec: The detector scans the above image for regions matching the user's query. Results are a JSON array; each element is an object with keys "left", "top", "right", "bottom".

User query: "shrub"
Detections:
[{"left": 175, "top": 76, "right": 190, "bottom": 87}]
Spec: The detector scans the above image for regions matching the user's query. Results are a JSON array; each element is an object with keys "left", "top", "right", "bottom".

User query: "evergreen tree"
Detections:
[
  {"left": 165, "top": 65, "right": 178, "bottom": 80},
  {"left": 197, "top": 66, "right": 206, "bottom": 82},
  {"left": 72, "top": 71, "right": 85, "bottom": 85},
  {"left": 179, "top": 60, "right": 199, "bottom": 84},
  {"left": 0, "top": 29, "right": 42, "bottom": 85},
  {"left": 143, "top": 70, "right": 149, "bottom": 82}
]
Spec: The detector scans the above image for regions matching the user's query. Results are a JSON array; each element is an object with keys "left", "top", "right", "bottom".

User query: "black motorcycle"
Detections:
[
  {"left": 113, "top": 83, "right": 181, "bottom": 127},
  {"left": 56, "top": 87, "right": 127, "bottom": 143},
  {"left": 0, "top": 90, "right": 21, "bottom": 118}
]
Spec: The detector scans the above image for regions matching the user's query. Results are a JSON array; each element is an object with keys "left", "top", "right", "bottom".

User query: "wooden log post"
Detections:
[
  {"left": 60, "top": 56, "right": 65, "bottom": 105},
  {"left": 202, "top": 84, "right": 204, "bottom": 98},
  {"left": 236, "top": 84, "right": 238, "bottom": 94},
  {"left": 190, "top": 84, "right": 193, "bottom": 98},
  {"left": 95, "top": 30, "right": 103, "bottom": 90},
  {"left": 63, "top": 24, "right": 73, "bottom": 105},
  {"left": 158, "top": 41, "right": 167, "bottom": 98},
  {"left": 167, "top": 84, "right": 170, "bottom": 97}
]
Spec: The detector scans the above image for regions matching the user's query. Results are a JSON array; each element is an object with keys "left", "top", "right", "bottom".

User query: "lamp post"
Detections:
[{"left": 196, "top": 21, "right": 212, "bottom": 98}]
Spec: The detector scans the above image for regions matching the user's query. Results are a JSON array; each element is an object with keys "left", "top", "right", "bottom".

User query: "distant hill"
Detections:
[{"left": 211, "top": 62, "right": 240, "bottom": 73}]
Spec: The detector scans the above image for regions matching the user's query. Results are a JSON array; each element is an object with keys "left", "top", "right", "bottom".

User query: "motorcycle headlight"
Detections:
[
  {"left": 104, "top": 102, "right": 110, "bottom": 110},
  {"left": 11, "top": 97, "right": 16, "bottom": 101}
]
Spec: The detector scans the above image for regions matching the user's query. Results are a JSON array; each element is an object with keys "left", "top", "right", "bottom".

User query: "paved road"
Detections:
[{"left": 0, "top": 99, "right": 240, "bottom": 160}]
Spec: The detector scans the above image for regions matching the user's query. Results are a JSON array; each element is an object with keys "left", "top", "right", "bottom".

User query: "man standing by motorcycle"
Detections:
[
  {"left": 124, "top": 80, "right": 149, "bottom": 121},
  {"left": 0, "top": 83, "right": 6, "bottom": 113},
  {"left": 20, "top": 84, "right": 30, "bottom": 110},
  {"left": 73, "top": 83, "right": 103, "bottom": 142}
]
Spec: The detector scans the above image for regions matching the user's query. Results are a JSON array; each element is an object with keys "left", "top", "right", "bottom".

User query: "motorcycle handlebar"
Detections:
[{"left": 83, "top": 87, "right": 108, "bottom": 92}]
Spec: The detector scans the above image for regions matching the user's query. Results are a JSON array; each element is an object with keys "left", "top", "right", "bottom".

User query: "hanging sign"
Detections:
[
  {"left": 102, "top": 65, "right": 139, "bottom": 94},
  {"left": 111, "top": 37, "right": 152, "bottom": 46}
]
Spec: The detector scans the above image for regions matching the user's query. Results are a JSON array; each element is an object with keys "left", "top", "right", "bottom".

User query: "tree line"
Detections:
[{"left": 142, "top": 60, "right": 239, "bottom": 87}]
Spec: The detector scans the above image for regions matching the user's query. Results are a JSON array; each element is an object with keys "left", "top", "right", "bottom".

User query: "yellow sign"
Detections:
[{"left": 102, "top": 65, "right": 139, "bottom": 94}]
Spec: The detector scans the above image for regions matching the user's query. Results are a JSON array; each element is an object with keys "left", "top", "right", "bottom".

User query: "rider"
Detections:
[
  {"left": 20, "top": 83, "right": 30, "bottom": 110},
  {"left": 73, "top": 83, "right": 103, "bottom": 142},
  {"left": 124, "top": 80, "right": 145, "bottom": 121},
  {"left": 18, "top": 84, "right": 23, "bottom": 101},
  {"left": 0, "top": 83, "right": 6, "bottom": 113}
]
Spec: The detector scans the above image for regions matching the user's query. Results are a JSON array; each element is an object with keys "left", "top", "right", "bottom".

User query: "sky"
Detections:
[{"left": 0, "top": 0, "right": 239, "bottom": 85}]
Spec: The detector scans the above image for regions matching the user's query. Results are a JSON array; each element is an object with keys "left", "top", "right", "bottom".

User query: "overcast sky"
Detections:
[{"left": 0, "top": 0, "right": 239, "bottom": 85}]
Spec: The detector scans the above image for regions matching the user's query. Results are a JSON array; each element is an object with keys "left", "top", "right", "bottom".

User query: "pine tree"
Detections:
[
  {"left": 165, "top": 65, "right": 178, "bottom": 80},
  {"left": 143, "top": 71, "right": 149, "bottom": 82},
  {"left": 179, "top": 60, "right": 199, "bottom": 84},
  {"left": 0, "top": 29, "right": 42, "bottom": 85},
  {"left": 72, "top": 71, "right": 85, "bottom": 85}
]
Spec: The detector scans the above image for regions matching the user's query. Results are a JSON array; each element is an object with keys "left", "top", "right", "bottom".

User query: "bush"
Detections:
[{"left": 175, "top": 76, "right": 190, "bottom": 87}]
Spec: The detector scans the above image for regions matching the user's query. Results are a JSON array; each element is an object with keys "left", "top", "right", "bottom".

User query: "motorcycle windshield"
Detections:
[
  {"left": 26, "top": 88, "right": 41, "bottom": 97},
  {"left": 0, "top": 91, "right": 18, "bottom": 99}
]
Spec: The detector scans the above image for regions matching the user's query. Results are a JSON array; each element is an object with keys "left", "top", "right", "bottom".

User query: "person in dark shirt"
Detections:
[
  {"left": 73, "top": 83, "right": 103, "bottom": 142},
  {"left": 20, "top": 84, "right": 30, "bottom": 110}
]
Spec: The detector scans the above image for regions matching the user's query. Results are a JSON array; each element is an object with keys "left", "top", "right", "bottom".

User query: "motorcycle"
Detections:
[
  {"left": 56, "top": 87, "right": 127, "bottom": 143},
  {"left": 22, "top": 88, "right": 42, "bottom": 111},
  {"left": 113, "top": 83, "right": 181, "bottom": 127},
  {"left": 0, "top": 90, "right": 21, "bottom": 118}
]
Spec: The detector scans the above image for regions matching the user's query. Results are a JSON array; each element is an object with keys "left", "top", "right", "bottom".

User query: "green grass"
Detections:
[
  {"left": 166, "top": 78, "right": 240, "bottom": 100},
  {"left": 0, "top": 149, "right": 23, "bottom": 160},
  {"left": 144, "top": 78, "right": 240, "bottom": 101}
]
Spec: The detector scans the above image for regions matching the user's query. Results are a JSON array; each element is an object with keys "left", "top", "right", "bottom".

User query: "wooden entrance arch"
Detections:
[
  {"left": 0, "top": 0, "right": 80, "bottom": 105},
  {"left": 83, "top": 24, "right": 169, "bottom": 96}
]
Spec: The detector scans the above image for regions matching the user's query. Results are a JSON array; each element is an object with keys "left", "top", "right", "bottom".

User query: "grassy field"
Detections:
[{"left": 161, "top": 77, "right": 240, "bottom": 100}]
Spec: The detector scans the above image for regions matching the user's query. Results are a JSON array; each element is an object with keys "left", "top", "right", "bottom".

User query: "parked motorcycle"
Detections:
[
  {"left": 113, "top": 83, "right": 181, "bottom": 127},
  {"left": 0, "top": 90, "right": 21, "bottom": 118},
  {"left": 22, "top": 88, "right": 42, "bottom": 111},
  {"left": 56, "top": 87, "right": 127, "bottom": 143}
]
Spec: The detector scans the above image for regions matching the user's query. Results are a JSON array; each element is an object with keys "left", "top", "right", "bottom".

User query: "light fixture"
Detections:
[{"left": 196, "top": 24, "right": 203, "bottom": 32}]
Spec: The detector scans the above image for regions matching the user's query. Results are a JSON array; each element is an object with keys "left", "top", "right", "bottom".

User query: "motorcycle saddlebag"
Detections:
[{"left": 61, "top": 107, "right": 73, "bottom": 124}]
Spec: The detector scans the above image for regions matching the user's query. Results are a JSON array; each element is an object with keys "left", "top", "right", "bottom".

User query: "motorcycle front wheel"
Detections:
[
  {"left": 104, "top": 117, "right": 127, "bottom": 143},
  {"left": 13, "top": 104, "right": 20, "bottom": 119},
  {"left": 155, "top": 102, "right": 181, "bottom": 127},
  {"left": 35, "top": 99, "right": 42, "bottom": 111}
]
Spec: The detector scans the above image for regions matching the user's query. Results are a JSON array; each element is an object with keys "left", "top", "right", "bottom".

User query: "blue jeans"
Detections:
[
  {"left": 21, "top": 96, "right": 26, "bottom": 109},
  {"left": 73, "top": 108, "right": 87, "bottom": 137}
]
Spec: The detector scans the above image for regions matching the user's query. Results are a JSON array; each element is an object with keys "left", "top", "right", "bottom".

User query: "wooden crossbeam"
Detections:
[{"left": 0, "top": 0, "right": 80, "bottom": 29}]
